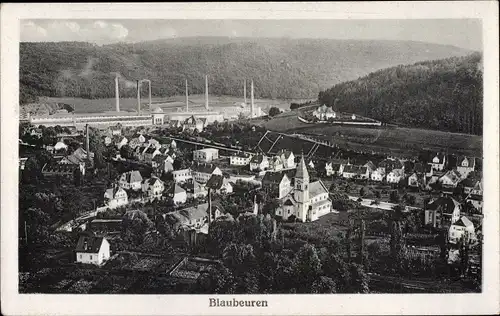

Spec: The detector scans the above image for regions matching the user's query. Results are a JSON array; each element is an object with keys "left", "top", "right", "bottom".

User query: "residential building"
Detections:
[
  {"left": 262, "top": 169, "right": 294, "bottom": 199},
  {"left": 456, "top": 156, "right": 476, "bottom": 178},
  {"left": 325, "top": 160, "right": 346, "bottom": 176},
  {"left": 143, "top": 146, "right": 161, "bottom": 163},
  {"left": 191, "top": 162, "right": 223, "bottom": 184},
  {"left": 169, "top": 184, "right": 187, "bottom": 205},
  {"left": 191, "top": 180, "right": 208, "bottom": 199},
  {"left": 440, "top": 169, "right": 463, "bottom": 188},
  {"left": 118, "top": 170, "right": 143, "bottom": 190},
  {"left": 162, "top": 139, "right": 177, "bottom": 150},
  {"left": 277, "top": 150, "right": 295, "bottom": 169},
  {"left": 377, "top": 158, "right": 403, "bottom": 174},
  {"left": 103, "top": 187, "right": 128, "bottom": 209},
  {"left": 42, "top": 163, "right": 82, "bottom": 181},
  {"left": 172, "top": 169, "right": 192, "bottom": 183},
  {"left": 448, "top": 216, "right": 476, "bottom": 244},
  {"left": 424, "top": 196, "right": 461, "bottom": 228},
  {"left": 275, "top": 156, "right": 332, "bottom": 222},
  {"left": 342, "top": 165, "right": 369, "bottom": 179},
  {"left": 206, "top": 174, "right": 234, "bottom": 195},
  {"left": 370, "top": 169, "right": 385, "bottom": 182},
  {"left": 193, "top": 148, "right": 219, "bottom": 163},
  {"left": 249, "top": 155, "right": 269, "bottom": 171},
  {"left": 429, "top": 153, "right": 446, "bottom": 171},
  {"left": 408, "top": 172, "right": 425, "bottom": 188},
  {"left": 163, "top": 202, "right": 224, "bottom": 232},
  {"left": 54, "top": 141, "right": 68, "bottom": 153},
  {"left": 230, "top": 152, "right": 253, "bottom": 166},
  {"left": 113, "top": 136, "right": 128, "bottom": 149},
  {"left": 312, "top": 105, "right": 337, "bottom": 121},
  {"left": 269, "top": 156, "right": 284, "bottom": 172},
  {"left": 141, "top": 177, "right": 165, "bottom": 198},
  {"left": 387, "top": 169, "right": 404, "bottom": 184},
  {"left": 463, "top": 178, "right": 483, "bottom": 196},
  {"left": 108, "top": 124, "right": 122, "bottom": 136},
  {"left": 183, "top": 115, "right": 205, "bottom": 133},
  {"left": 75, "top": 235, "right": 110, "bottom": 265},
  {"left": 364, "top": 161, "right": 377, "bottom": 175},
  {"left": 466, "top": 194, "right": 483, "bottom": 213}
]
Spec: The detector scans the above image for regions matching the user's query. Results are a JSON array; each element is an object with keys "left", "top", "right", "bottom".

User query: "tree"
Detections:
[
  {"left": 311, "top": 276, "right": 337, "bottom": 293},
  {"left": 292, "top": 243, "right": 322, "bottom": 292},
  {"left": 359, "top": 187, "right": 366, "bottom": 197},
  {"left": 348, "top": 263, "right": 369, "bottom": 293},
  {"left": 268, "top": 107, "right": 281, "bottom": 117},
  {"left": 388, "top": 204, "right": 406, "bottom": 271},
  {"left": 389, "top": 190, "right": 400, "bottom": 203}
]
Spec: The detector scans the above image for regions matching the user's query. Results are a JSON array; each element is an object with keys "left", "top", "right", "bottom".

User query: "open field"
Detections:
[
  {"left": 257, "top": 111, "right": 482, "bottom": 157},
  {"left": 24, "top": 95, "right": 304, "bottom": 115}
]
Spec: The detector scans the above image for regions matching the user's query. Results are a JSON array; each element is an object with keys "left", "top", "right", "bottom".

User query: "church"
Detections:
[{"left": 275, "top": 156, "right": 332, "bottom": 222}]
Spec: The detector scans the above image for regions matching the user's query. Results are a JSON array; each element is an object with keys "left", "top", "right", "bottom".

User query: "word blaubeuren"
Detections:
[{"left": 209, "top": 298, "right": 269, "bottom": 307}]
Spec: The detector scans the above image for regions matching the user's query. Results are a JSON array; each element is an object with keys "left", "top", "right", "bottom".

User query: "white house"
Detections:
[
  {"left": 325, "top": 160, "right": 346, "bottom": 176},
  {"left": 118, "top": 170, "right": 143, "bottom": 190},
  {"left": 183, "top": 115, "right": 205, "bottom": 133},
  {"left": 206, "top": 174, "right": 234, "bottom": 195},
  {"left": 250, "top": 155, "right": 269, "bottom": 171},
  {"left": 54, "top": 141, "right": 68, "bottom": 152},
  {"left": 191, "top": 163, "right": 223, "bottom": 184},
  {"left": 371, "top": 169, "right": 385, "bottom": 182},
  {"left": 114, "top": 136, "right": 128, "bottom": 149},
  {"left": 448, "top": 216, "right": 476, "bottom": 244},
  {"left": 172, "top": 169, "right": 192, "bottom": 183},
  {"left": 408, "top": 172, "right": 425, "bottom": 188},
  {"left": 104, "top": 187, "right": 128, "bottom": 209},
  {"left": 230, "top": 152, "right": 253, "bottom": 166},
  {"left": 169, "top": 184, "right": 187, "bottom": 205},
  {"left": 342, "top": 165, "right": 369, "bottom": 179},
  {"left": 192, "top": 180, "right": 208, "bottom": 199},
  {"left": 269, "top": 156, "right": 284, "bottom": 172},
  {"left": 193, "top": 148, "right": 219, "bottom": 163},
  {"left": 141, "top": 177, "right": 165, "bottom": 198},
  {"left": 143, "top": 146, "right": 161, "bottom": 164},
  {"left": 440, "top": 169, "right": 463, "bottom": 188},
  {"left": 75, "top": 236, "right": 110, "bottom": 266},
  {"left": 456, "top": 156, "right": 476, "bottom": 178},
  {"left": 312, "top": 105, "right": 336, "bottom": 121},
  {"left": 262, "top": 170, "right": 294, "bottom": 199},
  {"left": 424, "top": 197, "right": 461, "bottom": 228},
  {"left": 430, "top": 153, "right": 446, "bottom": 171},
  {"left": 278, "top": 150, "right": 295, "bottom": 169},
  {"left": 386, "top": 169, "right": 404, "bottom": 184}
]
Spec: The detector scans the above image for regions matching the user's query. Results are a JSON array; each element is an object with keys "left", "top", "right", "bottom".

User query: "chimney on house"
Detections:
[
  {"left": 185, "top": 79, "right": 189, "bottom": 112},
  {"left": 136, "top": 80, "right": 141, "bottom": 114},
  {"left": 251, "top": 80, "right": 255, "bottom": 118},
  {"left": 243, "top": 79, "right": 247, "bottom": 106},
  {"left": 115, "top": 75, "right": 120, "bottom": 112},
  {"left": 205, "top": 75, "right": 209, "bottom": 111}
]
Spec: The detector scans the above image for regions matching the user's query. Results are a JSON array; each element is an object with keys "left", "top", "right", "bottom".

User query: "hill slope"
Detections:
[
  {"left": 20, "top": 37, "right": 472, "bottom": 104},
  {"left": 318, "top": 53, "right": 483, "bottom": 135}
]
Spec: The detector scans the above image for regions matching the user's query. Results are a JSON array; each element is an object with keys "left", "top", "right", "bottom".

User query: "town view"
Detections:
[{"left": 18, "top": 19, "right": 483, "bottom": 294}]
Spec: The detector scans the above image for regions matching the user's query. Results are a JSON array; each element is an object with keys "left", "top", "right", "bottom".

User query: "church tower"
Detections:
[{"left": 294, "top": 155, "right": 310, "bottom": 221}]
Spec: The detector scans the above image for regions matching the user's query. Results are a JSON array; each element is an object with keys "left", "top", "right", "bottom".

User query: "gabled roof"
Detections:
[
  {"left": 364, "top": 161, "right": 376, "bottom": 170},
  {"left": 453, "top": 216, "right": 474, "bottom": 229},
  {"left": 456, "top": 156, "right": 476, "bottom": 168},
  {"left": 121, "top": 170, "right": 143, "bottom": 183},
  {"left": 191, "top": 162, "right": 219, "bottom": 174},
  {"left": 262, "top": 170, "right": 292, "bottom": 184},
  {"left": 232, "top": 152, "right": 251, "bottom": 158},
  {"left": 378, "top": 158, "right": 403, "bottom": 170},
  {"left": 206, "top": 174, "right": 226, "bottom": 190},
  {"left": 440, "top": 169, "right": 462, "bottom": 183},
  {"left": 432, "top": 153, "right": 446, "bottom": 164},
  {"left": 388, "top": 169, "right": 404, "bottom": 177},
  {"left": 193, "top": 180, "right": 207, "bottom": 193},
  {"left": 309, "top": 180, "right": 329, "bottom": 197},
  {"left": 105, "top": 187, "right": 126, "bottom": 199},
  {"left": 75, "top": 235, "right": 106, "bottom": 253},
  {"left": 278, "top": 149, "right": 293, "bottom": 159},
  {"left": 172, "top": 184, "right": 186, "bottom": 195},
  {"left": 143, "top": 176, "right": 163, "bottom": 187},
  {"left": 413, "top": 163, "right": 424, "bottom": 173},
  {"left": 427, "top": 197, "right": 460, "bottom": 214},
  {"left": 250, "top": 154, "right": 267, "bottom": 164},
  {"left": 42, "top": 163, "right": 78, "bottom": 173},
  {"left": 144, "top": 147, "right": 158, "bottom": 154},
  {"left": 343, "top": 165, "right": 368, "bottom": 174},
  {"left": 153, "top": 154, "right": 167, "bottom": 163}
]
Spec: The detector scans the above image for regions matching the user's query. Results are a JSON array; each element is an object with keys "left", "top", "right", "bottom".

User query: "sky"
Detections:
[{"left": 21, "top": 19, "right": 482, "bottom": 51}]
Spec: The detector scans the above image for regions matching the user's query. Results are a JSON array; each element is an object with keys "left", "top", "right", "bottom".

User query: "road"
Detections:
[{"left": 348, "top": 196, "right": 421, "bottom": 211}]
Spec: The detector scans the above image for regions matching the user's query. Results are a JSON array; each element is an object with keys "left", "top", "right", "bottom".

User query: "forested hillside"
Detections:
[
  {"left": 318, "top": 53, "right": 483, "bottom": 135},
  {"left": 20, "top": 38, "right": 471, "bottom": 104}
]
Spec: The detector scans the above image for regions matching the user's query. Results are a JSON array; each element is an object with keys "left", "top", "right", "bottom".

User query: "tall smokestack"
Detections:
[
  {"left": 115, "top": 75, "right": 120, "bottom": 112},
  {"left": 185, "top": 79, "right": 189, "bottom": 112},
  {"left": 148, "top": 80, "right": 152, "bottom": 109},
  {"left": 244, "top": 79, "right": 247, "bottom": 106},
  {"left": 85, "top": 124, "right": 90, "bottom": 162},
  {"left": 205, "top": 75, "right": 209, "bottom": 110},
  {"left": 136, "top": 80, "right": 141, "bottom": 114},
  {"left": 251, "top": 80, "right": 255, "bottom": 118}
]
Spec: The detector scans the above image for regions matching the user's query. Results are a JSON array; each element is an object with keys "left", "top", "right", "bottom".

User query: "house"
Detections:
[
  {"left": 249, "top": 155, "right": 269, "bottom": 171},
  {"left": 277, "top": 150, "right": 295, "bottom": 169},
  {"left": 113, "top": 136, "right": 128, "bottom": 149},
  {"left": 377, "top": 158, "right": 404, "bottom": 174},
  {"left": 269, "top": 156, "right": 284, "bottom": 172},
  {"left": 75, "top": 235, "right": 110, "bottom": 265},
  {"left": 342, "top": 165, "right": 369, "bottom": 179},
  {"left": 88, "top": 219, "right": 123, "bottom": 234},
  {"left": 191, "top": 162, "right": 223, "bottom": 184},
  {"left": 429, "top": 153, "right": 446, "bottom": 171},
  {"left": 118, "top": 170, "right": 143, "bottom": 190},
  {"left": 143, "top": 146, "right": 161, "bottom": 163},
  {"left": 53, "top": 141, "right": 68, "bottom": 153},
  {"left": 462, "top": 178, "right": 483, "bottom": 196},
  {"left": 424, "top": 196, "right": 461, "bottom": 228},
  {"left": 169, "top": 184, "right": 187, "bottom": 205},
  {"left": 456, "top": 156, "right": 476, "bottom": 178},
  {"left": 386, "top": 169, "right": 404, "bottom": 184},
  {"left": 230, "top": 152, "right": 253, "bottom": 166},
  {"left": 141, "top": 177, "right": 165, "bottom": 198},
  {"left": 30, "top": 128, "right": 43, "bottom": 138},
  {"left": 159, "top": 147, "right": 176, "bottom": 161},
  {"left": 190, "top": 180, "right": 208, "bottom": 199},
  {"left": 312, "top": 105, "right": 336, "bottom": 121},
  {"left": 42, "top": 163, "right": 82, "bottom": 181},
  {"left": 325, "top": 160, "right": 346, "bottom": 176},
  {"left": 108, "top": 124, "right": 122, "bottom": 136},
  {"left": 103, "top": 135, "right": 113, "bottom": 146},
  {"left": 425, "top": 164, "right": 434, "bottom": 177},
  {"left": 19, "top": 157, "right": 28, "bottom": 170},
  {"left": 364, "top": 161, "right": 377, "bottom": 175},
  {"left": 262, "top": 170, "right": 294, "bottom": 199},
  {"left": 172, "top": 169, "right": 192, "bottom": 183},
  {"left": 275, "top": 156, "right": 332, "bottom": 222},
  {"left": 128, "top": 137, "right": 142, "bottom": 149},
  {"left": 206, "top": 174, "right": 234, "bottom": 195},
  {"left": 193, "top": 148, "right": 219, "bottom": 163},
  {"left": 183, "top": 115, "right": 205, "bottom": 133},
  {"left": 448, "top": 216, "right": 476, "bottom": 244},
  {"left": 370, "top": 169, "right": 385, "bottom": 182},
  {"left": 59, "top": 147, "right": 92, "bottom": 166},
  {"left": 162, "top": 139, "right": 177, "bottom": 150},
  {"left": 103, "top": 187, "right": 128, "bottom": 209},
  {"left": 408, "top": 172, "right": 425, "bottom": 188},
  {"left": 307, "top": 159, "right": 315, "bottom": 169},
  {"left": 439, "top": 169, "right": 463, "bottom": 188},
  {"left": 466, "top": 194, "right": 483, "bottom": 213},
  {"left": 152, "top": 155, "right": 174, "bottom": 175},
  {"left": 163, "top": 202, "right": 224, "bottom": 232}
]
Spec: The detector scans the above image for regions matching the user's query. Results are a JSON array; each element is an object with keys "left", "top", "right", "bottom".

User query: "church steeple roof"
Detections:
[{"left": 295, "top": 154, "right": 309, "bottom": 179}]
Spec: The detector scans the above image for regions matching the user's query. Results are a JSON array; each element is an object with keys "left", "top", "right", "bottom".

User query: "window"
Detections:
[
  {"left": 79, "top": 254, "right": 82, "bottom": 259},
  {"left": 90, "top": 255, "right": 93, "bottom": 260}
]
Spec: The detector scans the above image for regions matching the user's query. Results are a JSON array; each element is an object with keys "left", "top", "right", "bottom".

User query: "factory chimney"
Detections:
[
  {"left": 115, "top": 75, "right": 120, "bottom": 112},
  {"left": 148, "top": 80, "right": 152, "bottom": 109},
  {"left": 85, "top": 124, "right": 90, "bottom": 162},
  {"left": 243, "top": 79, "right": 247, "bottom": 106},
  {"left": 205, "top": 75, "right": 209, "bottom": 111},
  {"left": 136, "top": 80, "right": 141, "bottom": 114},
  {"left": 251, "top": 80, "right": 255, "bottom": 118},
  {"left": 185, "top": 79, "right": 189, "bottom": 112}
]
